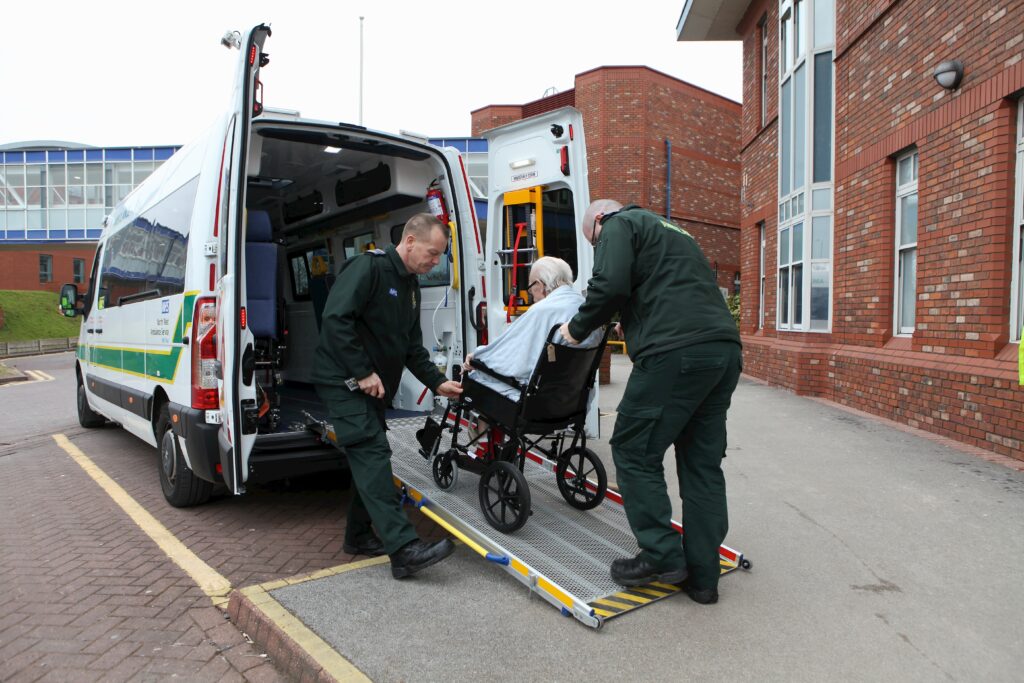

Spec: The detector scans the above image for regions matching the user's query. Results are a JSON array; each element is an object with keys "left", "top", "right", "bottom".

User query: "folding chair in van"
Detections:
[{"left": 417, "top": 325, "right": 610, "bottom": 533}]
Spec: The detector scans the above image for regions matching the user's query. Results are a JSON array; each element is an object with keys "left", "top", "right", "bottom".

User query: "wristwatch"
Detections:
[{"left": 345, "top": 377, "right": 360, "bottom": 392}]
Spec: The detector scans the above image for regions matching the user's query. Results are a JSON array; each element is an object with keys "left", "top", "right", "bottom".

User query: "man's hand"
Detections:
[
  {"left": 357, "top": 372, "right": 385, "bottom": 399},
  {"left": 558, "top": 322, "right": 580, "bottom": 345},
  {"left": 613, "top": 322, "right": 623, "bottom": 339},
  {"left": 435, "top": 380, "right": 463, "bottom": 398}
]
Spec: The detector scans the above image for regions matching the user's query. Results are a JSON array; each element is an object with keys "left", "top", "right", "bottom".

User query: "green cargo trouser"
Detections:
[
  {"left": 610, "top": 340, "right": 742, "bottom": 589},
  {"left": 316, "top": 386, "right": 419, "bottom": 555}
]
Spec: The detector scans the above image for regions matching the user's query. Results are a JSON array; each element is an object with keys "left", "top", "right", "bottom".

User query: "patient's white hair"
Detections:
[{"left": 530, "top": 256, "right": 574, "bottom": 295}]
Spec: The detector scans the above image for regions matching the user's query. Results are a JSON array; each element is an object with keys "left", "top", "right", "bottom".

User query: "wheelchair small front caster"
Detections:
[
  {"left": 432, "top": 449, "right": 459, "bottom": 490},
  {"left": 478, "top": 460, "right": 531, "bottom": 533},
  {"left": 555, "top": 447, "right": 607, "bottom": 511}
]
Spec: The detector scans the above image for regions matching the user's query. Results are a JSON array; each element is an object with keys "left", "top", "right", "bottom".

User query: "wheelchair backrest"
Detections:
[{"left": 520, "top": 325, "right": 609, "bottom": 424}]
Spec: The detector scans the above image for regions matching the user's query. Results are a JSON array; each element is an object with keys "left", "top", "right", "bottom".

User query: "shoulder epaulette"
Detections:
[{"left": 367, "top": 248, "right": 386, "bottom": 256}]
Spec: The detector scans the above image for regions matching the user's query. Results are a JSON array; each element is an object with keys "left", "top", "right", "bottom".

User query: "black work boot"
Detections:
[
  {"left": 680, "top": 578, "right": 719, "bottom": 604},
  {"left": 610, "top": 555, "right": 688, "bottom": 587},
  {"left": 343, "top": 534, "right": 386, "bottom": 557},
  {"left": 389, "top": 538, "right": 455, "bottom": 579}
]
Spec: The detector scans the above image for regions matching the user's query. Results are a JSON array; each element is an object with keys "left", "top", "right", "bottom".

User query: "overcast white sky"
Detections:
[{"left": 2, "top": 1, "right": 741, "bottom": 148}]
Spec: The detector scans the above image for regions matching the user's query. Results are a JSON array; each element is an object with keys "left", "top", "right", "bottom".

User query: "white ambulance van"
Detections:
[{"left": 60, "top": 23, "right": 593, "bottom": 507}]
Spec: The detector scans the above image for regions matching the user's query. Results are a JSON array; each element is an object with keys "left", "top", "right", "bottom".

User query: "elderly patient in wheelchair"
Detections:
[{"left": 417, "top": 256, "right": 610, "bottom": 533}]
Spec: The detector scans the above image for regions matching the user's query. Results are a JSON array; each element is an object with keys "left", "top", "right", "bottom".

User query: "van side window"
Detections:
[
  {"left": 288, "top": 246, "right": 331, "bottom": 301},
  {"left": 99, "top": 177, "right": 199, "bottom": 306}
]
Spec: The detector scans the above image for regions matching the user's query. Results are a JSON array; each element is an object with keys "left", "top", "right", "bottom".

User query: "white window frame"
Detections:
[
  {"left": 777, "top": 0, "right": 834, "bottom": 332},
  {"left": 759, "top": 222, "right": 766, "bottom": 329},
  {"left": 894, "top": 149, "right": 919, "bottom": 337},
  {"left": 760, "top": 15, "right": 769, "bottom": 127},
  {"left": 1011, "top": 101, "right": 1024, "bottom": 342}
]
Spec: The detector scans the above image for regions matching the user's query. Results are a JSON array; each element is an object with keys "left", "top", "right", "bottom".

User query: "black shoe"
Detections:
[
  {"left": 610, "top": 555, "right": 688, "bottom": 587},
  {"left": 390, "top": 539, "right": 455, "bottom": 579},
  {"left": 343, "top": 535, "right": 386, "bottom": 557},
  {"left": 680, "top": 578, "right": 719, "bottom": 605}
]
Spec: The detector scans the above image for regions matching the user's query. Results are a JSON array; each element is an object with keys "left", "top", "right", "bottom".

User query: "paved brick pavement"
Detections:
[
  {"left": 1, "top": 421, "right": 446, "bottom": 682},
  {"left": 0, "top": 433, "right": 285, "bottom": 682}
]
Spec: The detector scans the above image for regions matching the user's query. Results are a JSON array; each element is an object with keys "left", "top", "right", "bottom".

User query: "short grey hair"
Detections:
[
  {"left": 529, "top": 256, "right": 574, "bottom": 295},
  {"left": 582, "top": 199, "right": 623, "bottom": 242}
]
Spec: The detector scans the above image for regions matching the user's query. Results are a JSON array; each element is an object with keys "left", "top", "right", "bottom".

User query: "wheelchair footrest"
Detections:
[{"left": 416, "top": 417, "right": 442, "bottom": 459}]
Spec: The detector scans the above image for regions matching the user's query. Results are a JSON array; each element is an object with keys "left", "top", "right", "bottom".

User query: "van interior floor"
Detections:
[
  {"left": 267, "top": 381, "right": 326, "bottom": 433},
  {"left": 265, "top": 381, "right": 431, "bottom": 434}
]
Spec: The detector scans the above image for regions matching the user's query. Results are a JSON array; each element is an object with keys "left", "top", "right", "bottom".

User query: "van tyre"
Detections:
[
  {"left": 157, "top": 405, "right": 213, "bottom": 507},
  {"left": 77, "top": 382, "right": 106, "bottom": 428}
]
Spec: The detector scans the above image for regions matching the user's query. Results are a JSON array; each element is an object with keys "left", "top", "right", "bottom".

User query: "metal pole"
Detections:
[{"left": 359, "top": 16, "right": 364, "bottom": 125}]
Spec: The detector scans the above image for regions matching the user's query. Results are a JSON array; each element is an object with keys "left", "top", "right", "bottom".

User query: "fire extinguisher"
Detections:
[{"left": 426, "top": 182, "right": 450, "bottom": 226}]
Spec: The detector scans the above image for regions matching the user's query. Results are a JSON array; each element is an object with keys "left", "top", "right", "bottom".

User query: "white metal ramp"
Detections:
[{"left": 386, "top": 417, "right": 750, "bottom": 629}]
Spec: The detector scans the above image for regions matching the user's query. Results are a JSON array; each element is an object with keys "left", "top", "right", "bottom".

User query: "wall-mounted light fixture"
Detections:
[
  {"left": 733, "top": 271, "right": 742, "bottom": 294},
  {"left": 932, "top": 60, "right": 964, "bottom": 90}
]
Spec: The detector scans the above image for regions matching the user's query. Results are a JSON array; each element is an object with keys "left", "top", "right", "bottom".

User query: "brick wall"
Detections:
[
  {"left": 736, "top": 0, "right": 1024, "bottom": 461},
  {"left": 472, "top": 65, "right": 742, "bottom": 278},
  {"left": 0, "top": 244, "right": 98, "bottom": 293}
]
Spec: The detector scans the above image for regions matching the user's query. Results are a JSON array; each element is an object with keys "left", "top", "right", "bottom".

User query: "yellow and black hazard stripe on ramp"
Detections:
[{"left": 588, "top": 556, "right": 745, "bottom": 621}]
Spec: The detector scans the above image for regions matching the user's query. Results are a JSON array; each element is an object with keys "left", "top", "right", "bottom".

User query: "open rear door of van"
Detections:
[
  {"left": 216, "top": 23, "right": 271, "bottom": 494},
  {"left": 482, "top": 107, "right": 601, "bottom": 434}
]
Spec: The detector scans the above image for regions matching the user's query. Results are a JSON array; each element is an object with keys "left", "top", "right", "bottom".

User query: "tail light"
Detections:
[
  {"left": 560, "top": 146, "right": 570, "bottom": 176},
  {"left": 191, "top": 297, "right": 219, "bottom": 410}
]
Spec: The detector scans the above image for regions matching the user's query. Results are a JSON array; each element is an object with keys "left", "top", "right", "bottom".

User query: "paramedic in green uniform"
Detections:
[
  {"left": 559, "top": 200, "right": 742, "bottom": 604},
  {"left": 313, "top": 213, "right": 463, "bottom": 579}
]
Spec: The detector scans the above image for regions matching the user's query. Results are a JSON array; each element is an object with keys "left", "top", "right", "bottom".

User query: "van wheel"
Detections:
[
  {"left": 77, "top": 382, "right": 106, "bottom": 428},
  {"left": 157, "top": 406, "right": 213, "bottom": 507}
]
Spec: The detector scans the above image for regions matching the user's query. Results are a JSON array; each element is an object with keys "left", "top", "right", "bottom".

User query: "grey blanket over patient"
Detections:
[{"left": 469, "top": 285, "right": 603, "bottom": 400}]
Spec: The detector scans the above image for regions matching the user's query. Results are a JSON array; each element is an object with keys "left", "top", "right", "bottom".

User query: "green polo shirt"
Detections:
[
  {"left": 311, "top": 245, "right": 445, "bottom": 404},
  {"left": 568, "top": 205, "right": 740, "bottom": 360}
]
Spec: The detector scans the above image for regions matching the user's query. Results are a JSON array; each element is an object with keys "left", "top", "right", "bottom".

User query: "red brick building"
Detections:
[
  {"left": 0, "top": 243, "right": 96, "bottom": 294},
  {"left": 472, "top": 66, "right": 742, "bottom": 293},
  {"left": 679, "top": 0, "right": 1024, "bottom": 461}
]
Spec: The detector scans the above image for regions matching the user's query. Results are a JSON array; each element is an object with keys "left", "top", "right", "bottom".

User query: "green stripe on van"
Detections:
[{"left": 81, "top": 292, "right": 199, "bottom": 384}]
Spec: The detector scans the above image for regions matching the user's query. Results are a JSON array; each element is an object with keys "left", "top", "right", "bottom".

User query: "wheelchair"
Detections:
[{"left": 417, "top": 325, "right": 610, "bottom": 533}]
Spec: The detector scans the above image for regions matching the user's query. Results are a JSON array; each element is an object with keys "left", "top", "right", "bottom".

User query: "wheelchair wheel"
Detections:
[
  {"left": 432, "top": 449, "right": 459, "bottom": 490},
  {"left": 555, "top": 447, "right": 607, "bottom": 510},
  {"left": 478, "top": 461, "right": 531, "bottom": 533}
]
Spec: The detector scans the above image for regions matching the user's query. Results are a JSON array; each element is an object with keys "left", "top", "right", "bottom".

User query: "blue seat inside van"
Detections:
[{"left": 245, "top": 210, "right": 279, "bottom": 339}]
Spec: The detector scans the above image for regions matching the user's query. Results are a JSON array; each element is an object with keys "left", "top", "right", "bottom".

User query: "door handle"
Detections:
[{"left": 86, "top": 328, "right": 103, "bottom": 334}]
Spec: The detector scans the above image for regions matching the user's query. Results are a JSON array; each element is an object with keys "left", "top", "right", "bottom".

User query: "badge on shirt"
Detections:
[{"left": 388, "top": 288, "right": 398, "bottom": 297}]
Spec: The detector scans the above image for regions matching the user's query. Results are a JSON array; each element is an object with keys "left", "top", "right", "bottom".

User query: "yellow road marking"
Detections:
[
  {"left": 238, "top": 558, "right": 388, "bottom": 683},
  {"left": 52, "top": 433, "right": 232, "bottom": 603}
]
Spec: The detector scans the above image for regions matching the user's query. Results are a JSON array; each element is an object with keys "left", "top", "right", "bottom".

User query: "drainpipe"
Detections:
[{"left": 665, "top": 139, "right": 672, "bottom": 219}]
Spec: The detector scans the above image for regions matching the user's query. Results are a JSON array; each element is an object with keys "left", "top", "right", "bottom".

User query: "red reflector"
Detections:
[
  {"left": 560, "top": 146, "right": 570, "bottom": 176},
  {"left": 249, "top": 45, "right": 257, "bottom": 66},
  {"left": 209, "top": 264, "right": 216, "bottom": 291},
  {"left": 216, "top": 463, "right": 223, "bottom": 474},
  {"left": 240, "top": 307, "right": 247, "bottom": 330},
  {"left": 569, "top": 124, "right": 574, "bottom": 141}
]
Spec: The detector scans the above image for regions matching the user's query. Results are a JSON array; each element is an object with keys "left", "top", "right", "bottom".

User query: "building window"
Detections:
[
  {"left": 777, "top": 0, "right": 834, "bottom": 331},
  {"left": 1011, "top": 101, "right": 1024, "bottom": 342},
  {"left": 39, "top": 254, "right": 53, "bottom": 283},
  {"left": 73, "top": 258, "right": 85, "bottom": 284},
  {"left": 894, "top": 149, "right": 919, "bottom": 336},
  {"left": 759, "top": 222, "right": 766, "bottom": 329},
  {"left": 760, "top": 15, "right": 769, "bottom": 127}
]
